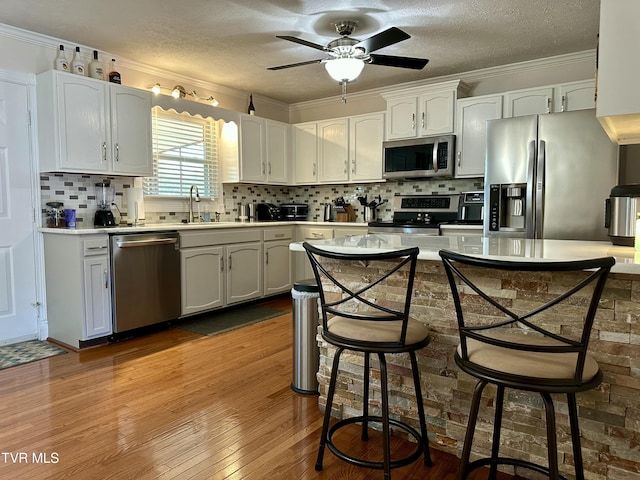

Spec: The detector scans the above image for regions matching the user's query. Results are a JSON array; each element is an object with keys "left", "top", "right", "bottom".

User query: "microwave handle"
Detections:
[{"left": 432, "top": 139, "right": 439, "bottom": 173}]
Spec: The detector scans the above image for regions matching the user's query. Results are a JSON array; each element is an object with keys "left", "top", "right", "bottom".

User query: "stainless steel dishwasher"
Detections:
[{"left": 110, "top": 232, "right": 181, "bottom": 333}]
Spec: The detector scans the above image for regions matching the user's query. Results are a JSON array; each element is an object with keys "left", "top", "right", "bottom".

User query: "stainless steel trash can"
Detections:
[{"left": 291, "top": 279, "right": 320, "bottom": 395}]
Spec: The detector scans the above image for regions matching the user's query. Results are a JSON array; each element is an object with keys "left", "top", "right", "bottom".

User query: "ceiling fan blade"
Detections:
[
  {"left": 355, "top": 27, "right": 410, "bottom": 53},
  {"left": 276, "top": 35, "right": 327, "bottom": 52},
  {"left": 369, "top": 54, "right": 429, "bottom": 70},
  {"left": 267, "top": 59, "right": 324, "bottom": 71}
]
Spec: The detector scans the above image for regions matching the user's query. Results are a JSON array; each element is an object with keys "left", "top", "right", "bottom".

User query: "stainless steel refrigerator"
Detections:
[{"left": 483, "top": 109, "right": 618, "bottom": 241}]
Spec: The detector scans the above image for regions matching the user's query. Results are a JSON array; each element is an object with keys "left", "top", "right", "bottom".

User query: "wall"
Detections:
[
  {"left": 314, "top": 258, "right": 640, "bottom": 480},
  {"left": 40, "top": 173, "right": 483, "bottom": 227}
]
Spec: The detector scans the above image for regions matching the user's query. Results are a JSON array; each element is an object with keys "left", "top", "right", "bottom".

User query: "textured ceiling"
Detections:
[{"left": 0, "top": 0, "right": 601, "bottom": 104}]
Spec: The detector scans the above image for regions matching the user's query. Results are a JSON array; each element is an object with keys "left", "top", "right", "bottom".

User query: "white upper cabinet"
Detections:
[
  {"left": 455, "top": 94, "right": 503, "bottom": 178},
  {"left": 292, "top": 122, "right": 318, "bottom": 184},
  {"left": 349, "top": 113, "right": 384, "bottom": 182},
  {"left": 596, "top": 0, "right": 640, "bottom": 144},
  {"left": 36, "top": 70, "right": 152, "bottom": 176},
  {"left": 292, "top": 113, "right": 384, "bottom": 185},
  {"left": 504, "top": 87, "right": 554, "bottom": 117},
  {"left": 503, "top": 80, "right": 595, "bottom": 118},
  {"left": 236, "top": 114, "right": 289, "bottom": 184},
  {"left": 318, "top": 118, "right": 349, "bottom": 183},
  {"left": 383, "top": 80, "right": 470, "bottom": 140}
]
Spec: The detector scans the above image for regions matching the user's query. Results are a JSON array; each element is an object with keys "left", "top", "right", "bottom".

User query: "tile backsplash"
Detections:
[{"left": 40, "top": 173, "right": 483, "bottom": 227}]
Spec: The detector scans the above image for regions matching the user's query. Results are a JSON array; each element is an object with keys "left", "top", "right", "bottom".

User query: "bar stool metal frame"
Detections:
[
  {"left": 303, "top": 242, "right": 432, "bottom": 480},
  {"left": 439, "top": 249, "right": 615, "bottom": 480}
]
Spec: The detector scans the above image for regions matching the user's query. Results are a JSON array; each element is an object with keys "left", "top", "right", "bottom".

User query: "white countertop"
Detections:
[
  {"left": 290, "top": 233, "right": 640, "bottom": 275},
  {"left": 38, "top": 220, "right": 367, "bottom": 235}
]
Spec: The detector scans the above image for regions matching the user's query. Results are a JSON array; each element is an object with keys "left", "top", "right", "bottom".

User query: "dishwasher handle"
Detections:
[{"left": 116, "top": 237, "right": 178, "bottom": 248}]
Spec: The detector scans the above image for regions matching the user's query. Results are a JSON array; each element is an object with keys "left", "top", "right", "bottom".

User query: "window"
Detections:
[{"left": 144, "top": 106, "right": 219, "bottom": 198}]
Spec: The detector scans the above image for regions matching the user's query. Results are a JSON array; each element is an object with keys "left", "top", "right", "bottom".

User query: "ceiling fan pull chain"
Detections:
[{"left": 341, "top": 81, "right": 348, "bottom": 103}]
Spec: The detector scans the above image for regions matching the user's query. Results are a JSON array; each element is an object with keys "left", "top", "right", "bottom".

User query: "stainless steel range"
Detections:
[{"left": 368, "top": 194, "right": 459, "bottom": 235}]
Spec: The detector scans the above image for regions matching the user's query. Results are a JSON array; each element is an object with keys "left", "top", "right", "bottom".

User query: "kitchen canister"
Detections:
[{"left": 64, "top": 209, "right": 76, "bottom": 229}]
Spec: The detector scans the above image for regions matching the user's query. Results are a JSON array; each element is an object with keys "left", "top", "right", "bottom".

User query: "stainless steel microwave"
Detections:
[{"left": 383, "top": 134, "right": 455, "bottom": 179}]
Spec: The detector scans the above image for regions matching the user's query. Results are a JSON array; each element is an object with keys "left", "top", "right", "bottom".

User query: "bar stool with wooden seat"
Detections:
[
  {"left": 303, "top": 242, "right": 432, "bottom": 480},
  {"left": 439, "top": 249, "right": 614, "bottom": 480}
]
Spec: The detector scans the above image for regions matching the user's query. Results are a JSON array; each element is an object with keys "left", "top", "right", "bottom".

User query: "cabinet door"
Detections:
[
  {"left": 419, "top": 90, "right": 455, "bottom": 135},
  {"left": 56, "top": 74, "right": 109, "bottom": 172},
  {"left": 82, "top": 256, "right": 112, "bottom": 339},
  {"left": 264, "top": 241, "right": 292, "bottom": 295},
  {"left": 349, "top": 113, "right": 384, "bottom": 182},
  {"left": 318, "top": 118, "right": 349, "bottom": 183},
  {"left": 181, "top": 246, "right": 225, "bottom": 315},
  {"left": 557, "top": 80, "right": 595, "bottom": 112},
  {"left": 455, "top": 95, "right": 503, "bottom": 178},
  {"left": 293, "top": 123, "right": 318, "bottom": 184},
  {"left": 240, "top": 115, "right": 266, "bottom": 182},
  {"left": 266, "top": 120, "right": 289, "bottom": 183},
  {"left": 226, "top": 242, "right": 262, "bottom": 305},
  {"left": 110, "top": 85, "right": 153, "bottom": 175},
  {"left": 504, "top": 87, "right": 553, "bottom": 117},
  {"left": 386, "top": 97, "right": 418, "bottom": 139}
]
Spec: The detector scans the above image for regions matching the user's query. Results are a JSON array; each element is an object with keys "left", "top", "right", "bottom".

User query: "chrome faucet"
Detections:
[{"left": 189, "top": 185, "right": 200, "bottom": 222}]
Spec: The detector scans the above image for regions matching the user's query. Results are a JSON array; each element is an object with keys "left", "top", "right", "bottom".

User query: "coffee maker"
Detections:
[{"left": 94, "top": 181, "right": 116, "bottom": 227}]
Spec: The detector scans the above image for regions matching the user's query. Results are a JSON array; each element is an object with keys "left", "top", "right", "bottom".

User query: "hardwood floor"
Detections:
[{"left": 0, "top": 296, "right": 514, "bottom": 479}]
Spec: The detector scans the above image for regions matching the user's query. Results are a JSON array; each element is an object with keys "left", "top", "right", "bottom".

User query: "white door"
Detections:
[{"left": 0, "top": 79, "right": 38, "bottom": 343}]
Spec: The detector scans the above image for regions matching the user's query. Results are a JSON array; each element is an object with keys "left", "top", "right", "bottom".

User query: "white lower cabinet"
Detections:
[
  {"left": 226, "top": 242, "right": 263, "bottom": 305},
  {"left": 43, "top": 234, "right": 112, "bottom": 348},
  {"left": 263, "top": 227, "right": 293, "bottom": 295},
  {"left": 180, "top": 245, "right": 225, "bottom": 316},
  {"left": 180, "top": 228, "right": 268, "bottom": 316}
]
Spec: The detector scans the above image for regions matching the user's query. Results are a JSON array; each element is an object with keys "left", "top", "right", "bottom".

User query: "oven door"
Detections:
[{"left": 383, "top": 135, "right": 455, "bottom": 179}]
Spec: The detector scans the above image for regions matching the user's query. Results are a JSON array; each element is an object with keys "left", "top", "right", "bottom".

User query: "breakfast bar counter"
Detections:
[{"left": 293, "top": 234, "right": 640, "bottom": 480}]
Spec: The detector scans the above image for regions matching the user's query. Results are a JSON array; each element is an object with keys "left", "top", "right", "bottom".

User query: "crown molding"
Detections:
[
  {"left": 0, "top": 22, "right": 289, "bottom": 112},
  {"left": 289, "top": 50, "right": 596, "bottom": 112}
]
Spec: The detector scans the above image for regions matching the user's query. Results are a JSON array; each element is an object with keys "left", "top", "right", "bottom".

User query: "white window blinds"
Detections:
[{"left": 144, "top": 106, "right": 218, "bottom": 198}]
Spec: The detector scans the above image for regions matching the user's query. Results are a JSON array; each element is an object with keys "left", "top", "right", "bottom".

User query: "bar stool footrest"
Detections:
[
  {"left": 326, "top": 415, "right": 424, "bottom": 470},
  {"left": 464, "top": 456, "right": 570, "bottom": 480}
]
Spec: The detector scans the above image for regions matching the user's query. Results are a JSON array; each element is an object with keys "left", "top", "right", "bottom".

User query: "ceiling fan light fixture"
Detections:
[{"left": 324, "top": 57, "right": 365, "bottom": 83}]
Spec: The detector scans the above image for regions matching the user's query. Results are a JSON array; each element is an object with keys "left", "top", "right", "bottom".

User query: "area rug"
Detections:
[
  {"left": 175, "top": 305, "right": 287, "bottom": 336},
  {"left": 0, "top": 340, "right": 68, "bottom": 370}
]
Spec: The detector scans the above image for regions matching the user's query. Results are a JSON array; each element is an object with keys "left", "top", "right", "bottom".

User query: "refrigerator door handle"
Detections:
[
  {"left": 526, "top": 140, "right": 536, "bottom": 238},
  {"left": 535, "top": 140, "right": 546, "bottom": 239}
]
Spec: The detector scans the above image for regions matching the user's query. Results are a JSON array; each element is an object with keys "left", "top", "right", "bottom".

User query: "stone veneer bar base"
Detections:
[{"left": 315, "top": 258, "right": 640, "bottom": 480}]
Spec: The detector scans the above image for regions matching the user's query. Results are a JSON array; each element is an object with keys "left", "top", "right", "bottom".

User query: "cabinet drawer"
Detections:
[
  {"left": 263, "top": 227, "right": 293, "bottom": 241},
  {"left": 83, "top": 237, "right": 109, "bottom": 256},
  {"left": 180, "top": 229, "right": 261, "bottom": 248},
  {"left": 302, "top": 227, "right": 334, "bottom": 240}
]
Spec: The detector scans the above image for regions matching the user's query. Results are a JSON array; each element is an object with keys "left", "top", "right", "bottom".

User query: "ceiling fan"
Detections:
[{"left": 267, "top": 21, "right": 429, "bottom": 102}]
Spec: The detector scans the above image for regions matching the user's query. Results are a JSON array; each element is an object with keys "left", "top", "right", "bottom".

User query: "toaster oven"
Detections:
[{"left": 280, "top": 203, "right": 309, "bottom": 220}]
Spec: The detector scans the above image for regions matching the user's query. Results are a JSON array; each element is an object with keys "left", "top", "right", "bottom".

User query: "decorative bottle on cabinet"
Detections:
[
  {"left": 248, "top": 94, "right": 255, "bottom": 115},
  {"left": 71, "top": 47, "right": 86, "bottom": 76},
  {"left": 88, "top": 50, "right": 104, "bottom": 80},
  {"left": 108, "top": 58, "right": 121, "bottom": 84},
  {"left": 54, "top": 45, "right": 69, "bottom": 72}
]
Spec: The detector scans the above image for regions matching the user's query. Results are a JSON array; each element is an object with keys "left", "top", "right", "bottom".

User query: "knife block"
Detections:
[{"left": 336, "top": 205, "right": 355, "bottom": 222}]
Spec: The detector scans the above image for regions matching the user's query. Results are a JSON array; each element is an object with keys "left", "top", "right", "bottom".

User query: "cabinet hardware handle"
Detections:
[
  {"left": 275, "top": 233, "right": 285, "bottom": 237},
  {"left": 268, "top": 162, "right": 271, "bottom": 175},
  {"left": 221, "top": 257, "right": 225, "bottom": 271},
  {"left": 561, "top": 95, "right": 566, "bottom": 112},
  {"left": 313, "top": 163, "right": 316, "bottom": 176},
  {"left": 421, "top": 112, "right": 425, "bottom": 128},
  {"left": 102, "top": 142, "right": 107, "bottom": 162},
  {"left": 103, "top": 269, "right": 108, "bottom": 289},
  {"left": 228, "top": 255, "right": 232, "bottom": 270},
  {"left": 412, "top": 113, "right": 415, "bottom": 129},
  {"left": 115, "top": 143, "right": 120, "bottom": 162},
  {"left": 546, "top": 97, "right": 551, "bottom": 114},
  {"left": 457, "top": 151, "right": 461, "bottom": 167},
  {"left": 265, "top": 251, "right": 269, "bottom": 264},
  {"left": 86, "top": 245, "right": 107, "bottom": 251},
  {"left": 311, "top": 232, "right": 324, "bottom": 238}
]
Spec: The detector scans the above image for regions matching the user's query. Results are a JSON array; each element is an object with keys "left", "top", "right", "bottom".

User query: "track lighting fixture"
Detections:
[{"left": 148, "top": 83, "right": 219, "bottom": 108}]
